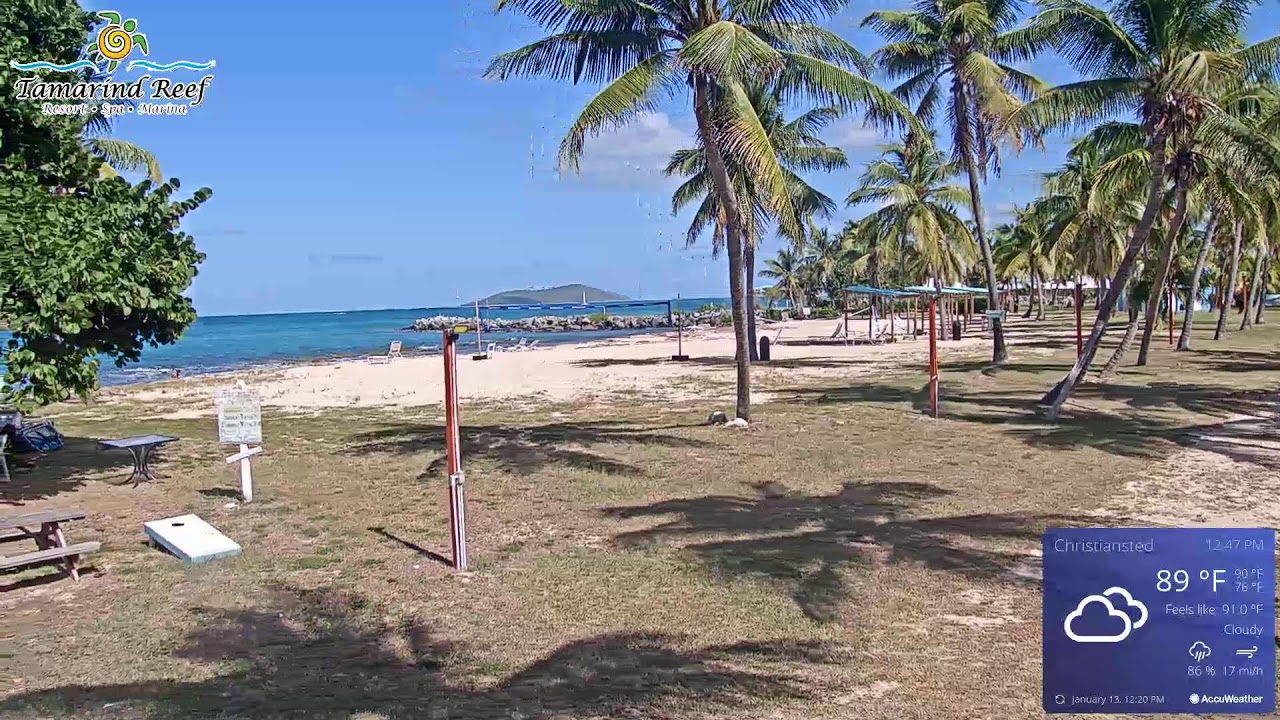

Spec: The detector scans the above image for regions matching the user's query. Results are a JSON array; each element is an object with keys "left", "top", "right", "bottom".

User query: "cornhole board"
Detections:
[{"left": 143, "top": 513, "right": 241, "bottom": 564}]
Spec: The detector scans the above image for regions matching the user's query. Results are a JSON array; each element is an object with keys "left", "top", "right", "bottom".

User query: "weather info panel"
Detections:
[{"left": 1043, "top": 528, "right": 1275, "bottom": 714}]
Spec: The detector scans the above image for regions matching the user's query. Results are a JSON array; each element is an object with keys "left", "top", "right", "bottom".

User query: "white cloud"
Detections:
[
  {"left": 826, "top": 118, "right": 887, "bottom": 151},
  {"left": 569, "top": 112, "right": 694, "bottom": 189}
]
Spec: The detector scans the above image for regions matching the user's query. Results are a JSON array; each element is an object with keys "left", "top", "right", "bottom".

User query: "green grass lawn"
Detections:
[{"left": 1, "top": 310, "right": 1276, "bottom": 719}]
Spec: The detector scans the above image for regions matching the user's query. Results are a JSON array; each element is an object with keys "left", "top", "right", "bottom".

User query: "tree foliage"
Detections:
[{"left": 0, "top": 0, "right": 210, "bottom": 408}]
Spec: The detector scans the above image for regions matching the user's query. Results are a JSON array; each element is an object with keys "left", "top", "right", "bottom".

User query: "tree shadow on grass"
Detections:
[
  {"left": 606, "top": 481, "right": 1090, "bottom": 622},
  {"left": 0, "top": 437, "right": 134, "bottom": 505},
  {"left": 1182, "top": 349, "right": 1280, "bottom": 374},
  {"left": 348, "top": 420, "right": 710, "bottom": 478},
  {"left": 0, "top": 585, "right": 832, "bottom": 719},
  {"left": 785, "top": 377, "right": 1280, "bottom": 470}
]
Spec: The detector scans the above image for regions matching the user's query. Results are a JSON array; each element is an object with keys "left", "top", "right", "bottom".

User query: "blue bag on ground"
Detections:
[{"left": 7, "top": 421, "right": 64, "bottom": 453}]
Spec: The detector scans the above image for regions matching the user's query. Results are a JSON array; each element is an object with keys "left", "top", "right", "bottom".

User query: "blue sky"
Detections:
[{"left": 79, "top": 1, "right": 1248, "bottom": 315}]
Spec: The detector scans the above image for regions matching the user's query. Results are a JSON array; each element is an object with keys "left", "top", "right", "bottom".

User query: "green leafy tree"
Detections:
[
  {"left": 1018, "top": 0, "right": 1280, "bottom": 415},
  {"left": 864, "top": 0, "right": 1049, "bottom": 363},
  {"left": 487, "top": 0, "right": 917, "bottom": 421},
  {"left": 0, "top": 0, "right": 210, "bottom": 407}
]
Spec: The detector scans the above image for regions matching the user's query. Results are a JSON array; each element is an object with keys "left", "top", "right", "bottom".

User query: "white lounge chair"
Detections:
[
  {"left": 366, "top": 340, "right": 404, "bottom": 363},
  {"left": 522, "top": 339, "right": 541, "bottom": 351}
]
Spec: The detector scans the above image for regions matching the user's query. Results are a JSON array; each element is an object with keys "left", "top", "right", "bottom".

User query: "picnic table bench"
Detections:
[
  {"left": 1, "top": 508, "right": 100, "bottom": 582},
  {"left": 99, "top": 434, "right": 179, "bottom": 486}
]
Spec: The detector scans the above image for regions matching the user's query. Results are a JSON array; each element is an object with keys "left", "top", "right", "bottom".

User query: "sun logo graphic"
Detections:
[{"left": 87, "top": 11, "right": 149, "bottom": 73}]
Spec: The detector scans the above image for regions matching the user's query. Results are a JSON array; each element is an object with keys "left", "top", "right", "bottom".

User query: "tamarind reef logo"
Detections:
[{"left": 10, "top": 10, "right": 216, "bottom": 117}]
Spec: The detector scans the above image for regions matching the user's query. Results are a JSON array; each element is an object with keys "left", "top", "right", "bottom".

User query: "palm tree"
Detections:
[
  {"left": 761, "top": 246, "right": 807, "bottom": 310},
  {"left": 487, "top": 0, "right": 918, "bottom": 422},
  {"left": 81, "top": 72, "right": 163, "bottom": 183},
  {"left": 1133, "top": 84, "right": 1280, "bottom": 364},
  {"left": 804, "top": 226, "right": 847, "bottom": 302},
  {"left": 1016, "top": 0, "right": 1279, "bottom": 416},
  {"left": 864, "top": 0, "right": 1049, "bottom": 364},
  {"left": 994, "top": 204, "right": 1056, "bottom": 319},
  {"left": 85, "top": 137, "right": 162, "bottom": 182},
  {"left": 666, "top": 84, "right": 847, "bottom": 359},
  {"left": 1038, "top": 123, "right": 1147, "bottom": 294},
  {"left": 1176, "top": 134, "right": 1261, "bottom": 348},
  {"left": 846, "top": 136, "right": 976, "bottom": 287}
]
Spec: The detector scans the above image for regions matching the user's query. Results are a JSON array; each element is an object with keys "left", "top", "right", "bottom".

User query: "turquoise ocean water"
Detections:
[{"left": 97, "top": 297, "right": 730, "bottom": 386}]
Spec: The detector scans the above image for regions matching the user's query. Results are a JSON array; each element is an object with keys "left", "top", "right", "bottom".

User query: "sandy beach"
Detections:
[{"left": 106, "top": 316, "right": 1030, "bottom": 414}]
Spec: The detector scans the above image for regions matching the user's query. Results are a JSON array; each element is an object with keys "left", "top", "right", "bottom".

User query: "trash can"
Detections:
[
  {"left": 759, "top": 336, "right": 771, "bottom": 362},
  {"left": 951, "top": 319, "right": 962, "bottom": 341}
]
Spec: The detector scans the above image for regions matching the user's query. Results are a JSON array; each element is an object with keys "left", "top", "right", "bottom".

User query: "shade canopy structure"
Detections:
[
  {"left": 843, "top": 284, "right": 919, "bottom": 298},
  {"left": 901, "top": 285, "right": 979, "bottom": 296},
  {"left": 840, "top": 285, "right": 927, "bottom": 345}
]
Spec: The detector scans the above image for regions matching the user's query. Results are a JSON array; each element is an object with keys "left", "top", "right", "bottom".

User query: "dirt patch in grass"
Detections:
[{"left": 2, "top": 312, "right": 1278, "bottom": 718}]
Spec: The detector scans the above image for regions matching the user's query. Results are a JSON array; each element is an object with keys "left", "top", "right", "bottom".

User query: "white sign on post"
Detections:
[
  {"left": 215, "top": 389, "right": 262, "bottom": 444},
  {"left": 215, "top": 386, "right": 262, "bottom": 502}
]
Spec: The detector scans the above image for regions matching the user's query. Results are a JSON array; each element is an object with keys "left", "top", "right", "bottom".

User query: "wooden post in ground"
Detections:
[
  {"left": 843, "top": 293, "right": 849, "bottom": 344},
  {"left": 867, "top": 296, "right": 873, "bottom": 342},
  {"left": 928, "top": 295, "right": 939, "bottom": 418},
  {"left": 443, "top": 327, "right": 469, "bottom": 571}
]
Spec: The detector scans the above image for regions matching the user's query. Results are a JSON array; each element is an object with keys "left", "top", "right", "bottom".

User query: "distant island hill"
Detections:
[{"left": 473, "top": 284, "right": 628, "bottom": 306}]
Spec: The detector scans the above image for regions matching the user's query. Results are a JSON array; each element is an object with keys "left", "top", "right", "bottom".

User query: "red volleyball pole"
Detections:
[{"left": 443, "top": 327, "right": 468, "bottom": 571}]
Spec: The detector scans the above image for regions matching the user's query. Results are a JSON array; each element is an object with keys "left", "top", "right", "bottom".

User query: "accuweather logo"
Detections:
[
  {"left": 1064, "top": 587, "right": 1149, "bottom": 643},
  {"left": 1190, "top": 693, "right": 1265, "bottom": 705}
]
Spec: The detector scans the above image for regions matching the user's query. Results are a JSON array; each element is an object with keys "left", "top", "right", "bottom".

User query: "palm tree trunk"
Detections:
[
  {"left": 1255, "top": 250, "right": 1268, "bottom": 324},
  {"left": 1035, "top": 267, "right": 1046, "bottom": 321},
  {"left": 1043, "top": 132, "right": 1169, "bottom": 417},
  {"left": 693, "top": 80, "right": 750, "bottom": 421},
  {"left": 954, "top": 95, "right": 1007, "bottom": 362},
  {"left": 745, "top": 237, "right": 759, "bottom": 361},
  {"left": 1214, "top": 220, "right": 1243, "bottom": 341},
  {"left": 1240, "top": 246, "right": 1262, "bottom": 331},
  {"left": 1099, "top": 302, "right": 1141, "bottom": 381},
  {"left": 1022, "top": 271, "right": 1035, "bottom": 318},
  {"left": 1176, "top": 212, "right": 1217, "bottom": 350},
  {"left": 1136, "top": 183, "right": 1189, "bottom": 365},
  {"left": 1010, "top": 277, "right": 1020, "bottom": 313}
]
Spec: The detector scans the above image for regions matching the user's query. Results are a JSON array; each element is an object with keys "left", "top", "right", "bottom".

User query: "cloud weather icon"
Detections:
[{"left": 1064, "top": 587, "right": 1149, "bottom": 643}]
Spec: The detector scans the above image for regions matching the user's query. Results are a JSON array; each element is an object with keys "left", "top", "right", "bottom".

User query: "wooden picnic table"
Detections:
[
  {"left": 99, "top": 434, "right": 179, "bottom": 486},
  {"left": 1, "top": 508, "right": 100, "bottom": 582}
]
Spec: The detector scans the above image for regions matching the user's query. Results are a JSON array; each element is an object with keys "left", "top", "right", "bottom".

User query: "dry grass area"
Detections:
[{"left": 1, "top": 311, "right": 1278, "bottom": 719}]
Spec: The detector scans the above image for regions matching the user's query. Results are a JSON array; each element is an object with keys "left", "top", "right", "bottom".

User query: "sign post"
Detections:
[
  {"left": 443, "top": 325, "right": 469, "bottom": 571},
  {"left": 671, "top": 293, "right": 689, "bottom": 361},
  {"left": 215, "top": 383, "right": 262, "bottom": 503}
]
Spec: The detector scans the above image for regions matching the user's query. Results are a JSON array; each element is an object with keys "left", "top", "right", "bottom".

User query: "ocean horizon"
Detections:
[{"left": 97, "top": 297, "right": 732, "bottom": 386}]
